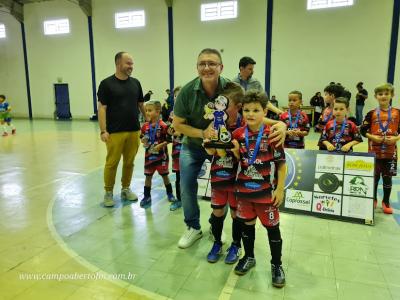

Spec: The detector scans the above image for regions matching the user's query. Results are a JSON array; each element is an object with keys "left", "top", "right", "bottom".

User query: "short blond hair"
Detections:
[
  {"left": 145, "top": 100, "right": 162, "bottom": 111},
  {"left": 221, "top": 82, "right": 244, "bottom": 106},
  {"left": 374, "top": 83, "right": 394, "bottom": 95}
]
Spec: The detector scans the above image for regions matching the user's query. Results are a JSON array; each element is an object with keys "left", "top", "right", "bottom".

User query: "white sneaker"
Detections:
[
  {"left": 121, "top": 188, "right": 138, "bottom": 201},
  {"left": 208, "top": 225, "right": 227, "bottom": 244},
  {"left": 103, "top": 191, "right": 115, "bottom": 207},
  {"left": 178, "top": 227, "right": 203, "bottom": 249}
]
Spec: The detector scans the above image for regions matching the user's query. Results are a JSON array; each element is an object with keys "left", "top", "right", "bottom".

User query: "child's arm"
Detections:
[
  {"left": 267, "top": 102, "right": 283, "bottom": 115},
  {"left": 383, "top": 135, "right": 400, "bottom": 145},
  {"left": 319, "top": 124, "right": 335, "bottom": 151},
  {"left": 154, "top": 141, "right": 168, "bottom": 152},
  {"left": 272, "top": 161, "right": 286, "bottom": 207},
  {"left": 341, "top": 140, "right": 360, "bottom": 152},
  {"left": 231, "top": 139, "right": 240, "bottom": 160},
  {"left": 322, "top": 141, "right": 336, "bottom": 151},
  {"left": 366, "top": 133, "right": 384, "bottom": 144}
]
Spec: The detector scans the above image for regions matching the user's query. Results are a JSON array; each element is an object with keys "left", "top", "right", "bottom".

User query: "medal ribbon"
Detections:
[{"left": 245, "top": 124, "right": 264, "bottom": 166}]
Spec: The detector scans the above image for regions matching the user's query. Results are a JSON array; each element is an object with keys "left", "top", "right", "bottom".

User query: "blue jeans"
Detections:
[
  {"left": 179, "top": 144, "right": 210, "bottom": 230},
  {"left": 356, "top": 104, "right": 364, "bottom": 125}
]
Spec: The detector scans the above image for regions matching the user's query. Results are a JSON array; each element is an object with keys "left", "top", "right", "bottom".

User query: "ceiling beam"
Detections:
[
  {"left": 165, "top": 0, "right": 172, "bottom": 8},
  {"left": 0, "top": 0, "right": 23, "bottom": 22},
  {"left": 78, "top": 0, "right": 91, "bottom": 16}
]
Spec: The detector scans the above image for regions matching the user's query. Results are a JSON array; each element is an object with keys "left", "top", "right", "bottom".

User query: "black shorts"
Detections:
[{"left": 375, "top": 158, "right": 397, "bottom": 176}]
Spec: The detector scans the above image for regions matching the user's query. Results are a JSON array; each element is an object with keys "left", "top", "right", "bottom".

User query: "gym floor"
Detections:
[{"left": 1, "top": 119, "right": 399, "bottom": 300}]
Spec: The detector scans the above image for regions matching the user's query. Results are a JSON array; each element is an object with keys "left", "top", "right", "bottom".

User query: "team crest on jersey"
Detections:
[
  {"left": 244, "top": 165, "right": 263, "bottom": 180},
  {"left": 216, "top": 156, "right": 234, "bottom": 168}
]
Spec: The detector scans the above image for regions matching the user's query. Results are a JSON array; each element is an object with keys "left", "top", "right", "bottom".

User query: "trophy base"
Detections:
[{"left": 203, "top": 141, "right": 234, "bottom": 149}]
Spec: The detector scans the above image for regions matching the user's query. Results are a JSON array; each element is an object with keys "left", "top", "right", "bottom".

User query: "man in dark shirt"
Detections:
[
  {"left": 355, "top": 82, "right": 368, "bottom": 125},
  {"left": 97, "top": 52, "right": 145, "bottom": 207}
]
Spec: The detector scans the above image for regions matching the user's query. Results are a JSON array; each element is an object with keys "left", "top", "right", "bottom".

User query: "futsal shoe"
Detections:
[
  {"left": 170, "top": 200, "right": 182, "bottom": 211},
  {"left": 140, "top": 196, "right": 152, "bottom": 209},
  {"left": 225, "top": 244, "right": 241, "bottom": 264},
  {"left": 271, "top": 264, "right": 286, "bottom": 288},
  {"left": 207, "top": 242, "right": 223, "bottom": 263},
  {"left": 234, "top": 256, "right": 256, "bottom": 275},
  {"left": 382, "top": 201, "right": 393, "bottom": 214}
]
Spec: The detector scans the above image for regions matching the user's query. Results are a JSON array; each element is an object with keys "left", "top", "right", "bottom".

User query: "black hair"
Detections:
[
  {"left": 324, "top": 83, "right": 345, "bottom": 98},
  {"left": 115, "top": 51, "right": 127, "bottom": 64},
  {"left": 239, "top": 56, "right": 256, "bottom": 69}
]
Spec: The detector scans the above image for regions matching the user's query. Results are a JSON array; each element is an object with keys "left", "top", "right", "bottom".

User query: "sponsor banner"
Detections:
[
  {"left": 343, "top": 175, "right": 374, "bottom": 198},
  {"left": 314, "top": 172, "right": 343, "bottom": 194},
  {"left": 342, "top": 195, "right": 374, "bottom": 220},
  {"left": 312, "top": 193, "right": 342, "bottom": 216},
  {"left": 285, "top": 189, "right": 312, "bottom": 211},
  {"left": 344, "top": 156, "right": 375, "bottom": 176},
  {"left": 315, "top": 154, "right": 344, "bottom": 174}
]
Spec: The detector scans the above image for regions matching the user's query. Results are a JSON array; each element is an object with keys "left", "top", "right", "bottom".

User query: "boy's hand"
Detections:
[
  {"left": 384, "top": 136, "right": 399, "bottom": 145},
  {"left": 153, "top": 144, "right": 164, "bottom": 152},
  {"left": 341, "top": 144, "right": 351, "bottom": 152},
  {"left": 370, "top": 135, "right": 384, "bottom": 144},
  {"left": 326, "top": 143, "right": 336, "bottom": 151},
  {"left": 216, "top": 148, "right": 227, "bottom": 157},
  {"left": 231, "top": 139, "right": 240, "bottom": 159},
  {"left": 202, "top": 123, "right": 217, "bottom": 140},
  {"left": 269, "top": 121, "right": 287, "bottom": 147},
  {"left": 272, "top": 187, "right": 284, "bottom": 207}
]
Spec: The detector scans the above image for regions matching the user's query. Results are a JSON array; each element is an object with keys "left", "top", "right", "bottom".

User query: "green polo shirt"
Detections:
[{"left": 174, "top": 76, "right": 229, "bottom": 148}]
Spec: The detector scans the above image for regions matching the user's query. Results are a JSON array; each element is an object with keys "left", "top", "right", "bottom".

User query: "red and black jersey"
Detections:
[
  {"left": 360, "top": 107, "right": 400, "bottom": 159},
  {"left": 316, "top": 107, "right": 334, "bottom": 131},
  {"left": 279, "top": 110, "right": 310, "bottom": 149},
  {"left": 210, "top": 113, "right": 245, "bottom": 191},
  {"left": 319, "top": 119, "right": 362, "bottom": 152},
  {"left": 232, "top": 125, "right": 286, "bottom": 204},
  {"left": 141, "top": 120, "right": 169, "bottom": 167}
]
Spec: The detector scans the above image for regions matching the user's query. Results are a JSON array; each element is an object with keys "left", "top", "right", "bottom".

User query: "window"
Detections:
[
  {"left": 201, "top": 1, "right": 237, "bottom": 21},
  {"left": 44, "top": 19, "right": 70, "bottom": 35},
  {"left": 307, "top": 0, "right": 354, "bottom": 10},
  {"left": 0, "top": 24, "right": 6, "bottom": 39},
  {"left": 115, "top": 10, "right": 145, "bottom": 28}
]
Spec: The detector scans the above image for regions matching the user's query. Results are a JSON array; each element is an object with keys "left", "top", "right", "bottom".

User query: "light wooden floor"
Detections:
[{"left": 0, "top": 119, "right": 399, "bottom": 300}]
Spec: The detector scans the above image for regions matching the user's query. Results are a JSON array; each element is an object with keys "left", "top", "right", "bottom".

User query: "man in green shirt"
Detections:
[{"left": 173, "top": 48, "right": 286, "bottom": 249}]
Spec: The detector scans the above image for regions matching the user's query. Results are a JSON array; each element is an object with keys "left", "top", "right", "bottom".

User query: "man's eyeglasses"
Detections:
[{"left": 197, "top": 61, "right": 221, "bottom": 69}]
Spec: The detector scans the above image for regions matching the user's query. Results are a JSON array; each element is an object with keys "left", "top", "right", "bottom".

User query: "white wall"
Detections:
[
  {"left": 0, "top": 12, "right": 28, "bottom": 117},
  {"left": 271, "top": 0, "right": 393, "bottom": 114},
  {"left": 174, "top": 0, "right": 267, "bottom": 88},
  {"left": 24, "top": 0, "right": 92, "bottom": 119},
  {"left": 1, "top": 0, "right": 400, "bottom": 119},
  {"left": 93, "top": 0, "right": 169, "bottom": 103}
]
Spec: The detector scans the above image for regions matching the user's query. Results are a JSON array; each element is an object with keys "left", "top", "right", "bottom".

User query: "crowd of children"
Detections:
[{"left": 132, "top": 80, "right": 400, "bottom": 288}]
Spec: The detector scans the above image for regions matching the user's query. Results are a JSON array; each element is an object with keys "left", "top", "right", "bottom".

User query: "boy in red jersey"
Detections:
[
  {"left": 167, "top": 86, "right": 183, "bottom": 211},
  {"left": 231, "top": 91, "right": 286, "bottom": 288},
  {"left": 316, "top": 83, "right": 345, "bottom": 139},
  {"left": 279, "top": 90, "right": 310, "bottom": 148},
  {"left": 140, "top": 100, "right": 178, "bottom": 209},
  {"left": 360, "top": 83, "right": 400, "bottom": 214},
  {"left": 319, "top": 97, "right": 362, "bottom": 152},
  {"left": 203, "top": 82, "right": 245, "bottom": 264}
]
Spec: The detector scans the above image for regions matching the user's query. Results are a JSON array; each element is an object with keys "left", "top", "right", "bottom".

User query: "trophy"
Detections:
[{"left": 203, "top": 95, "right": 234, "bottom": 149}]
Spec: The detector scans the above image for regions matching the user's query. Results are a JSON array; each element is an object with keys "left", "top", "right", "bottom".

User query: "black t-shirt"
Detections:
[
  {"left": 97, "top": 75, "right": 144, "bottom": 133},
  {"left": 356, "top": 88, "right": 368, "bottom": 105}
]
